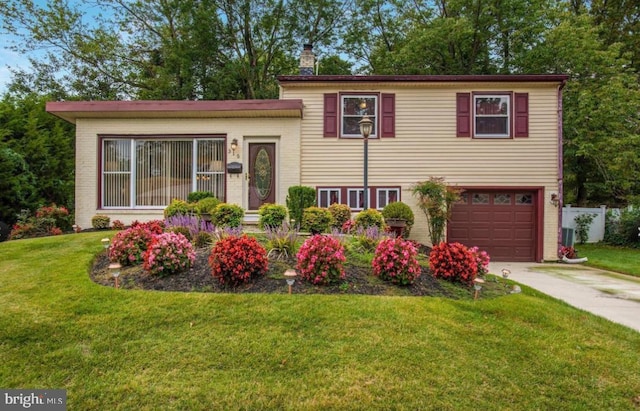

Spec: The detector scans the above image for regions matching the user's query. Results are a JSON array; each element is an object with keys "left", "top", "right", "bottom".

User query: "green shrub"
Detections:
[
  {"left": 381, "top": 201, "right": 414, "bottom": 238},
  {"left": 574, "top": 213, "right": 596, "bottom": 244},
  {"left": 286, "top": 186, "right": 316, "bottom": 228},
  {"left": 195, "top": 197, "right": 220, "bottom": 216},
  {"left": 302, "top": 207, "right": 333, "bottom": 234},
  {"left": 354, "top": 209, "right": 385, "bottom": 230},
  {"left": 91, "top": 214, "right": 111, "bottom": 230},
  {"left": 605, "top": 207, "right": 640, "bottom": 247},
  {"left": 187, "top": 191, "right": 214, "bottom": 203},
  {"left": 328, "top": 203, "right": 351, "bottom": 229},
  {"left": 212, "top": 203, "right": 244, "bottom": 228},
  {"left": 258, "top": 203, "right": 288, "bottom": 229},
  {"left": 164, "top": 199, "right": 194, "bottom": 218}
]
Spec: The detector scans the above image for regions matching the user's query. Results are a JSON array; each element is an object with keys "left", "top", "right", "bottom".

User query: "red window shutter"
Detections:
[
  {"left": 456, "top": 93, "right": 471, "bottom": 137},
  {"left": 514, "top": 92, "right": 529, "bottom": 138},
  {"left": 381, "top": 93, "right": 395, "bottom": 138},
  {"left": 324, "top": 93, "right": 338, "bottom": 137}
]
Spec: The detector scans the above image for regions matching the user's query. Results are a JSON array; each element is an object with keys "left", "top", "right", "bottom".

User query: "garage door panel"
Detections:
[
  {"left": 515, "top": 212, "right": 534, "bottom": 223},
  {"left": 470, "top": 211, "right": 491, "bottom": 221},
  {"left": 493, "top": 228, "right": 513, "bottom": 240},
  {"left": 469, "top": 229, "right": 491, "bottom": 240},
  {"left": 448, "top": 190, "right": 536, "bottom": 262},
  {"left": 449, "top": 228, "right": 469, "bottom": 238},
  {"left": 493, "top": 214, "right": 514, "bottom": 223}
]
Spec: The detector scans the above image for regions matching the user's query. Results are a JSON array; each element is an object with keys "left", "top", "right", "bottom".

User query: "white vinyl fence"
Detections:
[{"left": 562, "top": 205, "right": 607, "bottom": 244}]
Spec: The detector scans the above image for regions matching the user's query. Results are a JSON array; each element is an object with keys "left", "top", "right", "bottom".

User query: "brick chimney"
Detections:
[{"left": 299, "top": 44, "right": 315, "bottom": 75}]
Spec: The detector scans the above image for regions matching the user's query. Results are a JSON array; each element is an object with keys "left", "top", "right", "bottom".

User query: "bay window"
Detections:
[{"left": 101, "top": 136, "right": 225, "bottom": 208}]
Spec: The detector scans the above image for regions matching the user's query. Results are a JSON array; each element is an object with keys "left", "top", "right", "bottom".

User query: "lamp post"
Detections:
[{"left": 359, "top": 115, "right": 373, "bottom": 210}]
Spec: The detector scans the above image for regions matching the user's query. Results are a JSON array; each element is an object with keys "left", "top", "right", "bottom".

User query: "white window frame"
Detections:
[
  {"left": 341, "top": 94, "right": 378, "bottom": 139},
  {"left": 101, "top": 137, "right": 225, "bottom": 209},
  {"left": 347, "top": 188, "right": 371, "bottom": 211},
  {"left": 318, "top": 188, "right": 341, "bottom": 208},
  {"left": 473, "top": 94, "right": 511, "bottom": 138},
  {"left": 376, "top": 188, "right": 400, "bottom": 210}
]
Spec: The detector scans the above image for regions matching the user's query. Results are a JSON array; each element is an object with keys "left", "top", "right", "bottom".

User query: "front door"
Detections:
[{"left": 248, "top": 143, "right": 276, "bottom": 210}]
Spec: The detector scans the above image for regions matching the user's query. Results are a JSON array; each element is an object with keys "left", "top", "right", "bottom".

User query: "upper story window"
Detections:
[
  {"left": 474, "top": 95, "right": 510, "bottom": 138},
  {"left": 456, "top": 92, "right": 529, "bottom": 139},
  {"left": 324, "top": 93, "right": 395, "bottom": 138},
  {"left": 341, "top": 95, "right": 378, "bottom": 138}
]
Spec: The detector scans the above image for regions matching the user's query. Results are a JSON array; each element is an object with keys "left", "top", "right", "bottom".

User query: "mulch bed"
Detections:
[{"left": 90, "top": 245, "right": 468, "bottom": 298}]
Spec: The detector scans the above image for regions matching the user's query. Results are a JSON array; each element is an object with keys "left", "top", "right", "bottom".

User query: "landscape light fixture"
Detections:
[
  {"left": 359, "top": 115, "right": 373, "bottom": 210},
  {"left": 284, "top": 269, "right": 297, "bottom": 294},
  {"left": 109, "top": 263, "right": 121, "bottom": 289},
  {"left": 473, "top": 277, "right": 485, "bottom": 300},
  {"left": 101, "top": 238, "right": 110, "bottom": 250}
]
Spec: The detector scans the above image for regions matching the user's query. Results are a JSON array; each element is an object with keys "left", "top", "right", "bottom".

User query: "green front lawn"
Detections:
[
  {"left": 577, "top": 243, "right": 640, "bottom": 277},
  {"left": 1, "top": 233, "right": 639, "bottom": 410}
]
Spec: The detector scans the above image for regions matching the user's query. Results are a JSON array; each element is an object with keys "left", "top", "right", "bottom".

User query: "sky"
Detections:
[{"left": 0, "top": 0, "right": 104, "bottom": 94}]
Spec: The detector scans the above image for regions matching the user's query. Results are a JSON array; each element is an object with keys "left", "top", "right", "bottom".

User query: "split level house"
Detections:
[{"left": 47, "top": 47, "right": 568, "bottom": 262}]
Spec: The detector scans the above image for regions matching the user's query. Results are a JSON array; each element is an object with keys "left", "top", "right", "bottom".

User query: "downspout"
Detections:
[{"left": 557, "top": 79, "right": 567, "bottom": 259}]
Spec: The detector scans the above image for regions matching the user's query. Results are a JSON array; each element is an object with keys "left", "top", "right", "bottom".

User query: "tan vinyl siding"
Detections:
[
  {"left": 74, "top": 117, "right": 300, "bottom": 229},
  {"left": 282, "top": 83, "right": 561, "bottom": 261}
]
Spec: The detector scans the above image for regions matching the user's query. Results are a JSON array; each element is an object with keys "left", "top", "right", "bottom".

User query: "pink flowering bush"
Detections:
[
  {"left": 130, "top": 220, "right": 165, "bottom": 235},
  {"left": 143, "top": 232, "right": 195, "bottom": 276},
  {"left": 372, "top": 237, "right": 421, "bottom": 285},
  {"left": 209, "top": 235, "right": 268, "bottom": 286},
  {"left": 108, "top": 226, "right": 155, "bottom": 266},
  {"left": 429, "top": 242, "right": 477, "bottom": 285},
  {"left": 296, "top": 235, "right": 346, "bottom": 285},
  {"left": 469, "top": 246, "right": 490, "bottom": 276}
]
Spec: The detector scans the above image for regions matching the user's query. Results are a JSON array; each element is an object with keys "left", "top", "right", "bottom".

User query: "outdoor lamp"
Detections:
[
  {"left": 284, "top": 269, "right": 297, "bottom": 294},
  {"left": 359, "top": 115, "right": 373, "bottom": 139},
  {"left": 101, "top": 238, "right": 110, "bottom": 250},
  {"left": 109, "top": 262, "right": 121, "bottom": 289},
  {"left": 231, "top": 138, "right": 238, "bottom": 154},
  {"left": 473, "top": 277, "right": 485, "bottom": 300},
  {"left": 359, "top": 115, "right": 373, "bottom": 210},
  {"left": 501, "top": 269, "right": 511, "bottom": 279}
]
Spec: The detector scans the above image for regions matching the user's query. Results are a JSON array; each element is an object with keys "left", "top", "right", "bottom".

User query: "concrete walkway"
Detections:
[{"left": 488, "top": 261, "right": 640, "bottom": 333}]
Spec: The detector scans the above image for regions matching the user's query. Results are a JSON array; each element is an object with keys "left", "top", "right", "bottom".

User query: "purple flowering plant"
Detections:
[
  {"left": 372, "top": 237, "right": 421, "bottom": 285},
  {"left": 143, "top": 232, "right": 196, "bottom": 276},
  {"left": 296, "top": 235, "right": 346, "bottom": 285}
]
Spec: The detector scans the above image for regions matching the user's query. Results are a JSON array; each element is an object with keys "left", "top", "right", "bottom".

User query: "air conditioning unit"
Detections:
[{"left": 562, "top": 227, "right": 575, "bottom": 247}]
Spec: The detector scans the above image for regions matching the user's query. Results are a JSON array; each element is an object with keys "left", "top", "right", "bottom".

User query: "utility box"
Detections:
[{"left": 562, "top": 227, "right": 575, "bottom": 247}]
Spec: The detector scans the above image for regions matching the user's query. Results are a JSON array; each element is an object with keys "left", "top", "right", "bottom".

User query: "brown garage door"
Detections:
[{"left": 448, "top": 190, "right": 536, "bottom": 262}]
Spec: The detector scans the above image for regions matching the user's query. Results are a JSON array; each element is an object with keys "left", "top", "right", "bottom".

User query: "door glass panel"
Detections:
[
  {"left": 516, "top": 193, "right": 533, "bottom": 205},
  {"left": 472, "top": 193, "right": 490, "bottom": 204},
  {"left": 254, "top": 148, "right": 272, "bottom": 200},
  {"left": 494, "top": 193, "right": 512, "bottom": 205}
]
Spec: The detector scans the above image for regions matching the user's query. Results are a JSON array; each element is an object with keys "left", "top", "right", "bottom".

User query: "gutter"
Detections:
[{"left": 557, "top": 79, "right": 567, "bottom": 257}]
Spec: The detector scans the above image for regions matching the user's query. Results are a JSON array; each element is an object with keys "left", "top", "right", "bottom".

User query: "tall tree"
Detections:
[
  {"left": 0, "top": 0, "right": 349, "bottom": 100},
  {"left": 519, "top": 12, "right": 640, "bottom": 206},
  {"left": 0, "top": 93, "right": 75, "bottom": 222}
]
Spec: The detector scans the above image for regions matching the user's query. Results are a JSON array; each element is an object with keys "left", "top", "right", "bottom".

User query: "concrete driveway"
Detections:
[{"left": 488, "top": 262, "right": 640, "bottom": 333}]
